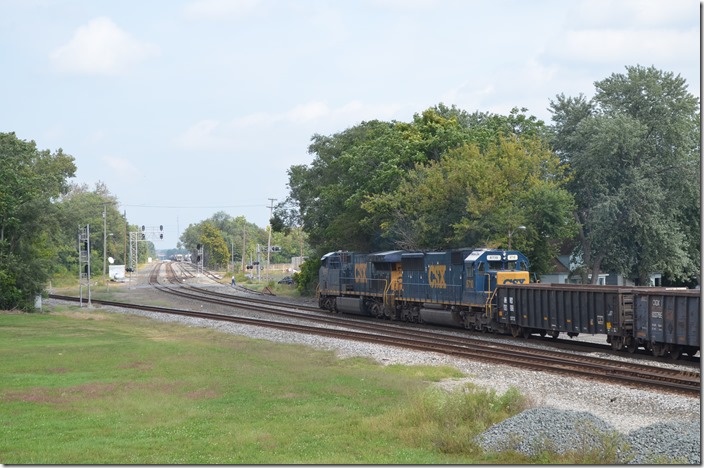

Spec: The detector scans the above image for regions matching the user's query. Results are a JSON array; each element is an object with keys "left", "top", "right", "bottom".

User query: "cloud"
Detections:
[
  {"left": 175, "top": 100, "right": 403, "bottom": 151},
  {"left": 102, "top": 155, "right": 142, "bottom": 179},
  {"left": 50, "top": 17, "right": 160, "bottom": 75},
  {"left": 570, "top": 0, "right": 695, "bottom": 28},
  {"left": 547, "top": 28, "right": 697, "bottom": 65},
  {"left": 183, "top": 0, "right": 261, "bottom": 20},
  {"left": 546, "top": 0, "right": 698, "bottom": 66}
]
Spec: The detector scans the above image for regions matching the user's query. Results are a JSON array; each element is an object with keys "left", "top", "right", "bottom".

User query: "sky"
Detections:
[{"left": 1, "top": 0, "right": 700, "bottom": 249}]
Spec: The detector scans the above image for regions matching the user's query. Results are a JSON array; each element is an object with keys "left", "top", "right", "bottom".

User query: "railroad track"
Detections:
[
  {"left": 49, "top": 263, "right": 700, "bottom": 397},
  {"left": 161, "top": 262, "right": 699, "bottom": 362}
]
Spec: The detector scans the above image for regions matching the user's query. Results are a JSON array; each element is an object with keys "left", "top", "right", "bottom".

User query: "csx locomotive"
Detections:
[
  {"left": 318, "top": 248, "right": 530, "bottom": 331},
  {"left": 318, "top": 248, "right": 700, "bottom": 359}
]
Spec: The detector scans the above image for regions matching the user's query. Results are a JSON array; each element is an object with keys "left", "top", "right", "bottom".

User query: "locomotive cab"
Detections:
[{"left": 462, "top": 249, "right": 530, "bottom": 309}]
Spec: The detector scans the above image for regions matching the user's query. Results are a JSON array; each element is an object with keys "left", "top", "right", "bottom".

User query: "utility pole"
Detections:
[
  {"left": 103, "top": 204, "right": 107, "bottom": 290},
  {"left": 123, "top": 210, "right": 127, "bottom": 266},
  {"left": 241, "top": 226, "right": 246, "bottom": 273},
  {"left": 266, "top": 198, "right": 276, "bottom": 282}
]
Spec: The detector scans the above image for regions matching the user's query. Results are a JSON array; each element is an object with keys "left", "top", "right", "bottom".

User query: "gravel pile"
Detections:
[
  {"left": 626, "top": 420, "right": 701, "bottom": 464},
  {"left": 475, "top": 407, "right": 700, "bottom": 463},
  {"left": 47, "top": 292, "right": 701, "bottom": 462}
]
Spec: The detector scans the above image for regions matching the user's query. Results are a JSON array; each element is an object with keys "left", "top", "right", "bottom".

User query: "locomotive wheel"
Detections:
[{"left": 510, "top": 325, "right": 521, "bottom": 338}]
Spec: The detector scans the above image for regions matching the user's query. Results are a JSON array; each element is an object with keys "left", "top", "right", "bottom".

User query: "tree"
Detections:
[
  {"left": 362, "top": 135, "right": 575, "bottom": 275},
  {"left": 550, "top": 65, "right": 700, "bottom": 284},
  {"left": 54, "top": 182, "right": 127, "bottom": 276},
  {"left": 198, "top": 222, "right": 229, "bottom": 269},
  {"left": 0, "top": 133, "right": 76, "bottom": 310},
  {"left": 284, "top": 104, "right": 569, "bottom": 285},
  {"left": 287, "top": 119, "right": 420, "bottom": 253}
]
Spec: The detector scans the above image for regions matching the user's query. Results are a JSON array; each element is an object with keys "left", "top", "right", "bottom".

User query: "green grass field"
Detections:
[{"left": 0, "top": 305, "right": 626, "bottom": 464}]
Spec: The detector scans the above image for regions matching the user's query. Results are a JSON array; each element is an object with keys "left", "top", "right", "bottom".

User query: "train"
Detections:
[{"left": 317, "top": 248, "right": 700, "bottom": 359}]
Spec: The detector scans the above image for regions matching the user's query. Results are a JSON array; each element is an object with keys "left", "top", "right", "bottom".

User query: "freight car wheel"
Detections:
[
  {"left": 650, "top": 343, "right": 666, "bottom": 357},
  {"left": 550, "top": 331, "right": 559, "bottom": 339},
  {"left": 625, "top": 338, "right": 637, "bottom": 354},
  {"left": 610, "top": 336, "right": 624, "bottom": 351},
  {"left": 510, "top": 325, "right": 521, "bottom": 338},
  {"left": 668, "top": 346, "right": 681, "bottom": 360},
  {"left": 522, "top": 328, "right": 531, "bottom": 339},
  {"left": 539, "top": 330, "right": 547, "bottom": 338}
]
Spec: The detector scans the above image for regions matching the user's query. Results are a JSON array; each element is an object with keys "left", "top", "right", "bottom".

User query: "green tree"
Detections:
[
  {"left": 550, "top": 65, "right": 700, "bottom": 284},
  {"left": 199, "top": 222, "right": 229, "bottom": 269},
  {"left": 287, "top": 119, "right": 420, "bottom": 253},
  {"left": 54, "top": 182, "right": 128, "bottom": 277},
  {"left": 181, "top": 212, "right": 270, "bottom": 271},
  {"left": 363, "top": 135, "right": 575, "bottom": 276},
  {"left": 0, "top": 133, "right": 76, "bottom": 310},
  {"left": 284, "top": 104, "right": 563, "bottom": 287}
]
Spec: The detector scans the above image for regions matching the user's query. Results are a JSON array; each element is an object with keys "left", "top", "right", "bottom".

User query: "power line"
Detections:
[{"left": 120, "top": 204, "right": 266, "bottom": 209}]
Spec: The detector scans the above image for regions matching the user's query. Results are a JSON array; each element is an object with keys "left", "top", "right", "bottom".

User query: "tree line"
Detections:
[
  {"left": 1, "top": 65, "right": 699, "bottom": 310},
  {"left": 277, "top": 65, "right": 700, "bottom": 290}
]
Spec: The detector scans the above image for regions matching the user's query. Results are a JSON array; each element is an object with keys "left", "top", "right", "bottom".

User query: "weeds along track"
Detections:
[{"left": 51, "top": 262, "right": 701, "bottom": 397}]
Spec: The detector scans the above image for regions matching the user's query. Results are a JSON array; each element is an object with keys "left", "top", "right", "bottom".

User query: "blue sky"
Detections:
[{"left": 1, "top": 0, "right": 699, "bottom": 249}]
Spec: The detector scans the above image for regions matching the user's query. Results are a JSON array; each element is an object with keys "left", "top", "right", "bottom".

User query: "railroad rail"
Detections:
[{"left": 50, "top": 271, "right": 700, "bottom": 398}]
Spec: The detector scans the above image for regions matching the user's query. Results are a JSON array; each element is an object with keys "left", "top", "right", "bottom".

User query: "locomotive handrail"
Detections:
[{"left": 485, "top": 287, "right": 498, "bottom": 317}]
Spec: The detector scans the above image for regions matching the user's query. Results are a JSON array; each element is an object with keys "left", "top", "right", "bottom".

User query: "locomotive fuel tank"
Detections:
[{"left": 335, "top": 296, "right": 369, "bottom": 316}]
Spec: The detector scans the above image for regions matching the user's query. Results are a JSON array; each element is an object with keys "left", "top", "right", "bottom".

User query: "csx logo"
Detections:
[
  {"left": 502, "top": 278, "right": 526, "bottom": 285},
  {"left": 428, "top": 265, "right": 447, "bottom": 289},
  {"left": 355, "top": 264, "right": 367, "bottom": 283}
]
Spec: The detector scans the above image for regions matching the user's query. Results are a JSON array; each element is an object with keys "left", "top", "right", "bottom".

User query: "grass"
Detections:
[{"left": 0, "top": 305, "right": 631, "bottom": 464}]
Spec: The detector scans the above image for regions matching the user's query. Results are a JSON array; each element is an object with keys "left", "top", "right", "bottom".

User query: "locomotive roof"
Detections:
[{"left": 368, "top": 250, "right": 405, "bottom": 262}]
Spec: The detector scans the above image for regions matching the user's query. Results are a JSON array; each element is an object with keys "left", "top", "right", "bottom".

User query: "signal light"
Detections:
[
  {"left": 160, "top": 233, "right": 163, "bottom": 239},
  {"left": 142, "top": 225, "right": 145, "bottom": 231},
  {"left": 159, "top": 225, "right": 163, "bottom": 231}
]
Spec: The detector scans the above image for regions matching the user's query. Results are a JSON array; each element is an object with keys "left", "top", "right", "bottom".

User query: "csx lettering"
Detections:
[
  {"left": 428, "top": 265, "right": 446, "bottom": 289},
  {"left": 355, "top": 264, "right": 367, "bottom": 283},
  {"left": 651, "top": 299, "right": 661, "bottom": 307},
  {"left": 502, "top": 278, "right": 526, "bottom": 285}
]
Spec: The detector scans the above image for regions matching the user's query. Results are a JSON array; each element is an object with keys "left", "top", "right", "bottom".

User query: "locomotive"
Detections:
[{"left": 318, "top": 248, "right": 700, "bottom": 359}]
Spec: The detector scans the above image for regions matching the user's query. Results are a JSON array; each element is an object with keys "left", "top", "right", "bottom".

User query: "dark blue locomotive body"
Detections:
[{"left": 319, "top": 248, "right": 530, "bottom": 329}]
